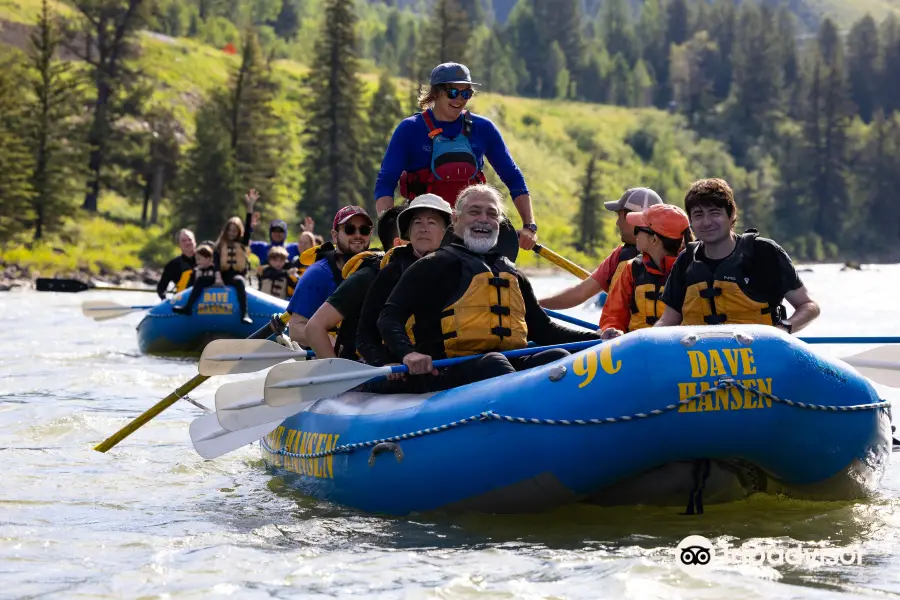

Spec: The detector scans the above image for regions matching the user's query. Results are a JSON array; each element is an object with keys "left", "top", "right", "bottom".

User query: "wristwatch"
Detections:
[
  {"left": 776, "top": 319, "right": 793, "bottom": 334},
  {"left": 524, "top": 223, "right": 538, "bottom": 233}
]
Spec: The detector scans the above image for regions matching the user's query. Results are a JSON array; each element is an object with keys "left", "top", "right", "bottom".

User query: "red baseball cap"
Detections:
[
  {"left": 332, "top": 206, "right": 373, "bottom": 231},
  {"left": 626, "top": 204, "right": 690, "bottom": 239}
]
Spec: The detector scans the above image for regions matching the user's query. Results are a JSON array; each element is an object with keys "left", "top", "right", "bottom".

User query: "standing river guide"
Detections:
[{"left": 374, "top": 62, "right": 538, "bottom": 262}]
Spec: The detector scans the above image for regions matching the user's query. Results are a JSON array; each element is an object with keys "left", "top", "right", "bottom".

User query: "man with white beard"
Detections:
[{"left": 377, "top": 184, "right": 601, "bottom": 393}]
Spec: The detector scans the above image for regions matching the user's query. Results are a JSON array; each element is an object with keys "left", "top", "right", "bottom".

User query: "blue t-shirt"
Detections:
[
  {"left": 373, "top": 110, "right": 529, "bottom": 201},
  {"left": 286, "top": 258, "right": 340, "bottom": 318},
  {"left": 250, "top": 240, "right": 300, "bottom": 264}
]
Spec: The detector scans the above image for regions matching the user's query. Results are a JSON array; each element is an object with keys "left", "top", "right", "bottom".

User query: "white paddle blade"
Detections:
[
  {"left": 189, "top": 412, "right": 281, "bottom": 459},
  {"left": 264, "top": 358, "right": 390, "bottom": 407},
  {"left": 215, "top": 377, "right": 316, "bottom": 431},
  {"left": 842, "top": 345, "right": 900, "bottom": 388},
  {"left": 199, "top": 339, "right": 309, "bottom": 376},
  {"left": 81, "top": 300, "right": 140, "bottom": 321}
]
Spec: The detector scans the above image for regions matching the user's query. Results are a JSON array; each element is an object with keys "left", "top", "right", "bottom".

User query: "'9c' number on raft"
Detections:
[{"left": 574, "top": 343, "right": 622, "bottom": 388}]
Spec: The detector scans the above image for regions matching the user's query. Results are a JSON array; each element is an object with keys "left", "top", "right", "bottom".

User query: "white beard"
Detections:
[{"left": 462, "top": 225, "right": 499, "bottom": 254}]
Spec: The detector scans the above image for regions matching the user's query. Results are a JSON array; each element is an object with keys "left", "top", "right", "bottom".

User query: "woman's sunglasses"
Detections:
[
  {"left": 341, "top": 224, "right": 372, "bottom": 236},
  {"left": 634, "top": 226, "right": 656, "bottom": 237},
  {"left": 446, "top": 87, "right": 474, "bottom": 100}
]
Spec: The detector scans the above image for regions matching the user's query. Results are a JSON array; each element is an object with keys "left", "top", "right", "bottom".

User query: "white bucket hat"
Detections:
[{"left": 398, "top": 194, "right": 452, "bottom": 237}]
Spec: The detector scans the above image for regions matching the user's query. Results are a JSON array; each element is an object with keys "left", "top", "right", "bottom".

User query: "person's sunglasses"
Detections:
[
  {"left": 342, "top": 224, "right": 372, "bottom": 236},
  {"left": 271, "top": 228, "right": 285, "bottom": 233},
  {"left": 634, "top": 226, "right": 656, "bottom": 236},
  {"left": 446, "top": 87, "right": 474, "bottom": 100}
]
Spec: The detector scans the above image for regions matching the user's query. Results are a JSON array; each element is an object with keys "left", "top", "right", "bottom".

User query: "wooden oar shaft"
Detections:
[
  {"left": 533, "top": 245, "right": 591, "bottom": 280},
  {"left": 93, "top": 374, "right": 210, "bottom": 452},
  {"left": 84, "top": 305, "right": 155, "bottom": 312},
  {"left": 93, "top": 312, "right": 291, "bottom": 453}
]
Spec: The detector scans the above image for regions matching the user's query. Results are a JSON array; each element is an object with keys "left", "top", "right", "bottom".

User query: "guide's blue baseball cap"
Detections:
[{"left": 430, "top": 62, "right": 480, "bottom": 87}]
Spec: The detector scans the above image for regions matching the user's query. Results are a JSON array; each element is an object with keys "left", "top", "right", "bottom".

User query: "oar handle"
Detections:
[
  {"left": 533, "top": 245, "right": 591, "bottom": 280},
  {"left": 94, "top": 312, "right": 291, "bottom": 453}
]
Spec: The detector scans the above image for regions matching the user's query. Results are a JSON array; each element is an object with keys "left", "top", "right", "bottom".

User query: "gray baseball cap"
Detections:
[
  {"left": 604, "top": 187, "right": 664, "bottom": 212},
  {"left": 430, "top": 62, "right": 480, "bottom": 86}
]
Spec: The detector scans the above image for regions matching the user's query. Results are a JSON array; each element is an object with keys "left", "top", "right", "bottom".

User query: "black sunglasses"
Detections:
[
  {"left": 342, "top": 224, "right": 372, "bottom": 236},
  {"left": 446, "top": 87, "right": 474, "bottom": 100},
  {"left": 634, "top": 226, "right": 656, "bottom": 236}
]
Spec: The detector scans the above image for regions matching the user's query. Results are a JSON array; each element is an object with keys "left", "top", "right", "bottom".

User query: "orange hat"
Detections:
[{"left": 626, "top": 204, "right": 690, "bottom": 240}]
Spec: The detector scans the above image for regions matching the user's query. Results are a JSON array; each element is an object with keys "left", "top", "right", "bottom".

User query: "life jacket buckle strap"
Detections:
[
  {"left": 699, "top": 287, "right": 722, "bottom": 299},
  {"left": 488, "top": 277, "right": 510, "bottom": 288},
  {"left": 704, "top": 314, "right": 728, "bottom": 325},
  {"left": 490, "top": 305, "right": 511, "bottom": 316},
  {"left": 491, "top": 326, "right": 512, "bottom": 337}
]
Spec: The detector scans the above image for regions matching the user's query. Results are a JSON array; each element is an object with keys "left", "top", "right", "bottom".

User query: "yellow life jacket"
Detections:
[
  {"left": 298, "top": 243, "right": 343, "bottom": 284},
  {"left": 218, "top": 241, "right": 248, "bottom": 273},
  {"left": 342, "top": 250, "right": 383, "bottom": 279},
  {"left": 437, "top": 245, "right": 528, "bottom": 358},
  {"left": 627, "top": 255, "right": 676, "bottom": 332},
  {"left": 609, "top": 244, "right": 639, "bottom": 292},
  {"left": 175, "top": 268, "right": 193, "bottom": 293},
  {"left": 258, "top": 266, "right": 298, "bottom": 299},
  {"left": 380, "top": 243, "right": 409, "bottom": 269},
  {"left": 681, "top": 230, "right": 784, "bottom": 326}
]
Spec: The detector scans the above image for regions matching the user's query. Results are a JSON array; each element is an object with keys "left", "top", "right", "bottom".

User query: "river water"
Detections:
[{"left": 2, "top": 264, "right": 900, "bottom": 599}]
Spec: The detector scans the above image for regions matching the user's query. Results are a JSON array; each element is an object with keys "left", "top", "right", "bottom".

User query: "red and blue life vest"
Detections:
[{"left": 399, "top": 110, "right": 487, "bottom": 207}]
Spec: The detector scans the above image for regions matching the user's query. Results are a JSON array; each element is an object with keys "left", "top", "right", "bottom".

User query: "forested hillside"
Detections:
[{"left": 1, "top": 0, "right": 899, "bottom": 280}]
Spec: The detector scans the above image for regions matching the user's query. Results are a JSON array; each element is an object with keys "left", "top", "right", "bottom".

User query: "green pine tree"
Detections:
[
  {"left": 726, "top": 1, "right": 783, "bottom": 160},
  {"left": 298, "top": 0, "right": 367, "bottom": 222},
  {"left": 575, "top": 157, "right": 602, "bottom": 253},
  {"left": 599, "top": 0, "right": 638, "bottom": 66},
  {"left": 177, "top": 96, "right": 236, "bottom": 240},
  {"left": 69, "top": 0, "right": 148, "bottom": 212},
  {"left": 638, "top": 0, "right": 667, "bottom": 106},
  {"left": 222, "top": 29, "right": 281, "bottom": 211},
  {"left": 0, "top": 56, "right": 35, "bottom": 243},
  {"left": 802, "top": 18, "right": 854, "bottom": 241},
  {"left": 24, "top": 0, "right": 86, "bottom": 240},
  {"left": 424, "top": 0, "right": 471, "bottom": 66},
  {"left": 846, "top": 14, "right": 880, "bottom": 123}
]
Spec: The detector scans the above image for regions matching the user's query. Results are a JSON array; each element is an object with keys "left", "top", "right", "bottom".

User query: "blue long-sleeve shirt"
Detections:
[{"left": 374, "top": 110, "right": 529, "bottom": 201}]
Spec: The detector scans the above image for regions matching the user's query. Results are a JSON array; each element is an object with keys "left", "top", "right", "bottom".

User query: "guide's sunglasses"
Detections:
[
  {"left": 341, "top": 224, "right": 372, "bottom": 236},
  {"left": 446, "top": 87, "right": 474, "bottom": 100}
]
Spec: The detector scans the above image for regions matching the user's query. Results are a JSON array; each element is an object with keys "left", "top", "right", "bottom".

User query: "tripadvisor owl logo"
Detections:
[{"left": 675, "top": 535, "right": 715, "bottom": 573}]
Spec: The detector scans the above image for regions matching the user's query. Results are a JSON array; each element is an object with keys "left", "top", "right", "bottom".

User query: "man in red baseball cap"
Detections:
[
  {"left": 599, "top": 203, "right": 693, "bottom": 338},
  {"left": 285, "top": 205, "right": 373, "bottom": 346}
]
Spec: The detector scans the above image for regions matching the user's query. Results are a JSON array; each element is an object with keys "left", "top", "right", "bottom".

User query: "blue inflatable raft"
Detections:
[
  {"left": 260, "top": 325, "right": 891, "bottom": 515},
  {"left": 136, "top": 286, "right": 287, "bottom": 355}
]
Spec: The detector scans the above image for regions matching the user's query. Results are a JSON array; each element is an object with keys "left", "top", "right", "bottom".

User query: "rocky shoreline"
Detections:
[{"left": 0, "top": 262, "right": 162, "bottom": 292}]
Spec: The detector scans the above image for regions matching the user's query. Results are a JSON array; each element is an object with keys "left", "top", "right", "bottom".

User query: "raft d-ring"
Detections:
[
  {"left": 733, "top": 332, "right": 755, "bottom": 346},
  {"left": 368, "top": 442, "right": 404, "bottom": 468},
  {"left": 548, "top": 365, "right": 567, "bottom": 382}
]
